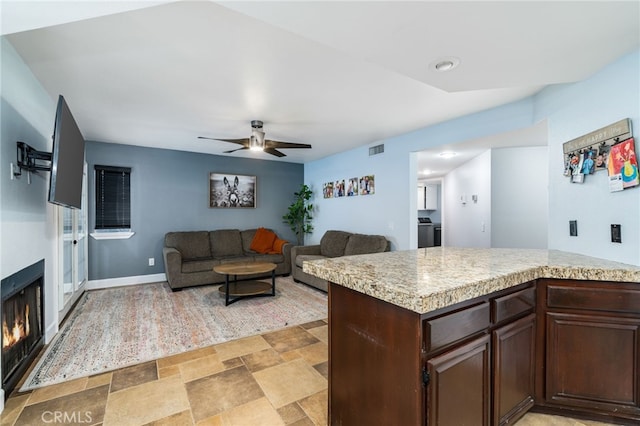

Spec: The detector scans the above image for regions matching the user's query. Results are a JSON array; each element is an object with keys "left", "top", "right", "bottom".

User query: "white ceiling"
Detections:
[{"left": 3, "top": 1, "right": 639, "bottom": 173}]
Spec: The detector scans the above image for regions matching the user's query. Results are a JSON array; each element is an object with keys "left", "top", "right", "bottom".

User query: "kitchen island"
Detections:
[{"left": 303, "top": 247, "right": 640, "bottom": 425}]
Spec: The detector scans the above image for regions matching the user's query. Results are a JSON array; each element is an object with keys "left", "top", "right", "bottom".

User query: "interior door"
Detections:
[{"left": 59, "top": 164, "right": 88, "bottom": 321}]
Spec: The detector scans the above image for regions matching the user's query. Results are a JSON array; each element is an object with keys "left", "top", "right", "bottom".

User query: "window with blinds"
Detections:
[{"left": 94, "top": 165, "right": 131, "bottom": 230}]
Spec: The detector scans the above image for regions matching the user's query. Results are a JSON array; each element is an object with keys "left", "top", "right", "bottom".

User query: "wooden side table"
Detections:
[{"left": 213, "top": 262, "right": 277, "bottom": 306}]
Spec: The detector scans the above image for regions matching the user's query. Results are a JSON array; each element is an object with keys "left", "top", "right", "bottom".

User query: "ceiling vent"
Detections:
[{"left": 369, "top": 144, "right": 384, "bottom": 156}]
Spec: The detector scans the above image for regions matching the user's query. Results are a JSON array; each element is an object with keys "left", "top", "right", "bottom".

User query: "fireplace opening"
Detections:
[{"left": 1, "top": 259, "right": 45, "bottom": 399}]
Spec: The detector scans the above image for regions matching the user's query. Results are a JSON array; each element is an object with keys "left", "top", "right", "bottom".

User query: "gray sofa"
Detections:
[
  {"left": 163, "top": 229, "right": 292, "bottom": 291},
  {"left": 291, "top": 230, "right": 390, "bottom": 292}
]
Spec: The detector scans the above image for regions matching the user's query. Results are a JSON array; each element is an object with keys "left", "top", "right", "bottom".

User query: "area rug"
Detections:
[{"left": 20, "top": 276, "right": 327, "bottom": 391}]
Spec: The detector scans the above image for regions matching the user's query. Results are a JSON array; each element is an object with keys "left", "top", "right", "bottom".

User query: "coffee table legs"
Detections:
[{"left": 222, "top": 273, "right": 276, "bottom": 306}]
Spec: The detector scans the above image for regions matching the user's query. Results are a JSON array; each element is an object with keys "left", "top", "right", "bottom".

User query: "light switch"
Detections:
[
  {"left": 569, "top": 220, "right": 577, "bottom": 237},
  {"left": 611, "top": 224, "right": 621, "bottom": 243}
]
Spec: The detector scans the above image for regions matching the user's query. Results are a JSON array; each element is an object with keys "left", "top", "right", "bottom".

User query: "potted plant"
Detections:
[{"left": 283, "top": 184, "right": 314, "bottom": 245}]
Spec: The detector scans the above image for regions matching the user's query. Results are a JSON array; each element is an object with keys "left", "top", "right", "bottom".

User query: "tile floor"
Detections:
[{"left": 0, "top": 319, "right": 620, "bottom": 426}]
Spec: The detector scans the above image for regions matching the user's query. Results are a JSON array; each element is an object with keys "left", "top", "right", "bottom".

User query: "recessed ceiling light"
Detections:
[
  {"left": 421, "top": 169, "right": 433, "bottom": 175},
  {"left": 430, "top": 57, "right": 460, "bottom": 73},
  {"left": 438, "top": 151, "right": 458, "bottom": 159}
]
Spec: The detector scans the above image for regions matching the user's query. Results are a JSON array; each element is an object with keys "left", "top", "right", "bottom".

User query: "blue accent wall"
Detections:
[{"left": 85, "top": 141, "right": 303, "bottom": 280}]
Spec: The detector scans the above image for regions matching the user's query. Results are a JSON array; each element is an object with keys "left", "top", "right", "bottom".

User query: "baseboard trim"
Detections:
[{"left": 86, "top": 273, "right": 167, "bottom": 290}]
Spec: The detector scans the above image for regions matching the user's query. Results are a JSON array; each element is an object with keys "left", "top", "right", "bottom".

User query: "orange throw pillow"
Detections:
[
  {"left": 250, "top": 228, "right": 277, "bottom": 254},
  {"left": 268, "top": 238, "right": 288, "bottom": 254}
]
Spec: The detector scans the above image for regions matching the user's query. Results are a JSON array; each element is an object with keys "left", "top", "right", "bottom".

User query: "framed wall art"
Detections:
[{"left": 209, "top": 173, "right": 256, "bottom": 208}]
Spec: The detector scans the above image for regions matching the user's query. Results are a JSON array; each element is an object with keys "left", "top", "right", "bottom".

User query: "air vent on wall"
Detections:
[{"left": 369, "top": 144, "right": 384, "bottom": 156}]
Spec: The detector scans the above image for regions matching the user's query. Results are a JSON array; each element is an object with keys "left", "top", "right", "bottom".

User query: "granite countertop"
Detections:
[{"left": 302, "top": 247, "right": 640, "bottom": 314}]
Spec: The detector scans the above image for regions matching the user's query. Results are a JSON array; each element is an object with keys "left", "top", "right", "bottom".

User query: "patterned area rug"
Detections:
[{"left": 21, "top": 276, "right": 327, "bottom": 391}]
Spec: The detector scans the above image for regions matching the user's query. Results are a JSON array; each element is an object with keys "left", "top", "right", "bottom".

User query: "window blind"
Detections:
[{"left": 94, "top": 165, "right": 131, "bottom": 230}]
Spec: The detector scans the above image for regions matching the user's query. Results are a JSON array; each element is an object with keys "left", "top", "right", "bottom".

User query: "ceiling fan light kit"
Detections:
[{"left": 198, "top": 120, "right": 312, "bottom": 157}]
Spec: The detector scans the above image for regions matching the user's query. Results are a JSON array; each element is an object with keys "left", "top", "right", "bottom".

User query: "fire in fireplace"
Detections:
[{"left": 1, "top": 259, "right": 44, "bottom": 399}]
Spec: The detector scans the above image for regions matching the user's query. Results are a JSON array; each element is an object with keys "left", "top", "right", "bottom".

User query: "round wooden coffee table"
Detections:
[{"left": 213, "top": 261, "right": 277, "bottom": 306}]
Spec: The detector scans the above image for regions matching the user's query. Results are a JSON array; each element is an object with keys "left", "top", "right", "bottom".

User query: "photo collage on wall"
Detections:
[
  {"left": 323, "top": 175, "right": 375, "bottom": 198},
  {"left": 562, "top": 119, "right": 638, "bottom": 192}
]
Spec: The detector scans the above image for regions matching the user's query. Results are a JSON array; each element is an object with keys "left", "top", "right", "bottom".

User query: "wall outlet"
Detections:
[
  {"left": 569, "top": 220, "right": 578, "bottom": 237},
  {"left": 148, "top": 257, "right": 155, "bottom": 267},
  {"left": 611, "top": 224, "right": 621, "bottom": 243}
]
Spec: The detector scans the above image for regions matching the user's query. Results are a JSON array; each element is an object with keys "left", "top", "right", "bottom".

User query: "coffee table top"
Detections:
[{"left": 213, "top": 261, "right": 277, "bottom": 276}]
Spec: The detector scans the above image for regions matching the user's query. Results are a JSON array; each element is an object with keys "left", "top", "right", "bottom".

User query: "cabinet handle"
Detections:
[{"left": 422, "top": 368, "right": 430, "bottom": 386}]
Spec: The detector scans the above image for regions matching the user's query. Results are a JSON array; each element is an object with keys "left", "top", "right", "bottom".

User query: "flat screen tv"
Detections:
[{"left": 48, "top": 95, "right": 85, "bottom": 209}]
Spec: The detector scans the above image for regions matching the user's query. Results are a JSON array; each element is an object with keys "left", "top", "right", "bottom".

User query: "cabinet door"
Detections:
[
  {"left": 493, "top": 313, "right": 536, "bottom": 425},
  {"left": 425, "top": 184, "right": 438, "bottom": 210},
  {"left": 546, "top": 312, "right": 640, "bottom": 418},
  {"left": 426, "top": 335, "right": 490, "bottom": 426},
  {"left": 417, "top": 187, "right": 426, "bottom": 209}
]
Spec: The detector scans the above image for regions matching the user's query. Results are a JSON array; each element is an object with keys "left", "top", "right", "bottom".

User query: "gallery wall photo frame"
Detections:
[
  {"left": 323, "top": 174, "right": 375, "bottom": 198},
  {"left": 209, "top": 173, "right": 256, "bottom": 208}
]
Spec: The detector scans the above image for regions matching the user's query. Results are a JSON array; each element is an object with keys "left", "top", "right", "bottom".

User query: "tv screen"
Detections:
[{"left": 48, "top": 95, "right": 85, "bottom": 209}]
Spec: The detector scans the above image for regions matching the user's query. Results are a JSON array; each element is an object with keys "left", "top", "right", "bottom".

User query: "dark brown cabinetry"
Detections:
[
  {"left": 329, "top": 281, "right": 535, "bottom": 425},
  {"left": 536, "top": 279, "right": 640, "bottom": 423},
  {"left": 426, "top": 335, "right": 491, "bottom": 425}
]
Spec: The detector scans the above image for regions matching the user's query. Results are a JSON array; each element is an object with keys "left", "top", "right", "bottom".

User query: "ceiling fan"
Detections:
[{"left": 198, "top": 120, "right": 312, "bottom": 157}]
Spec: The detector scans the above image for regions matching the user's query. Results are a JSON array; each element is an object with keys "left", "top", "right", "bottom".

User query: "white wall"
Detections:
[
  {"left": 305, "top": 98, "right": 536, "bottom": 249},
  {"left": 304, "top": 49, "right": 639, "bottom": 266},
  {"left": 443, "top": 150, "right": 492, "bottom": 248},
  {"left": 1, "top": 39, "right": 60, "bottom": 399},
  {"left": 537, "top": 50, "right": 639, "bottom": 265},
  {"left": 491, "top": 146, "right": 549, "bottom": 249}
]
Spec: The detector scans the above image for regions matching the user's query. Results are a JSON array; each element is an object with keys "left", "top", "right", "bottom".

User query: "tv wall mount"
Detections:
[{"left": 13, "top": 141, "right": 52, "bottom": 183}]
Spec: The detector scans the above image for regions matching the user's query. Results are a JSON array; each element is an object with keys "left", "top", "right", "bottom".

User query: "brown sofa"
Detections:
[
  {"left": 162, "top": 228, "right": 292, "bottom": 290},
  {"left": 291, "top": 230, "right": 390, "bottom": 292}
]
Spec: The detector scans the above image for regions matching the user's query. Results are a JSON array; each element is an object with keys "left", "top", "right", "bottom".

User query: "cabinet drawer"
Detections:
[
  {"left": 425, "top": 302, "right": 490, "bottom": 353},
  {"left": 547, "top": 285, "right": 640, "bottom": 314},
  {"left": 492, "top": 286, "right": 535, "bottom": 324}
]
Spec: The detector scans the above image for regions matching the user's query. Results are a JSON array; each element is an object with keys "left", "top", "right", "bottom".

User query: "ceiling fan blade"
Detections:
[
  {"left": 264, "top": 148, "right": 286, "bottom": 157},
  {"left": 198, "top": 136, "right": 249, "bottom": 147},
  {"left": 265, "top": 139, "right": 312, "bottom": 149},
  {"left": 224, "top": 147, "right": 249, "bottom": 154}
]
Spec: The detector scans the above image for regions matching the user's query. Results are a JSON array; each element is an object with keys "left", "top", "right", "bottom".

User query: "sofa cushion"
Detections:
[
  {"left": 320, "top": 230, "right": 352, "bottom": 258},
  {"left": 251, "top": 253, "right": 285, "bottom": 264},
  {"left": 296, "top": 254, "right": 326, "bottom": 268},
  {"left": 344, "top": 234, "right": 388, "bottom": 256},
  {"left": 165, "top": 231, "right": 211, "bottom": 260},
  {"left": 269, "top": 238, "right": 288, "bottom": 254},
  {"left": 210, "top": 229, "right": 244, "bottom": 257},
  {"left": 250, "top": 227, "right": 278, "bottom": 254},
  {"left": 182, "top": 258, "right": 217, "bottom": 273}
]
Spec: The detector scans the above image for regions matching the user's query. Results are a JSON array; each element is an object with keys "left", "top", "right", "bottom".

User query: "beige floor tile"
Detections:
[
  {"left": 104, "top": 375, "right": 190, "bottom": 425},
  {"left": 516, "top": 413, "right": 618, "bottom": 425},
  {"left": 0, "top": 393, "right": 30, "bottom": 426},
  {"left": 307, "top": 325, "right": 328, "bottom": 345},
  {"left": 196, "top": 415, "right": 223, "bottom": 426},
  {"left": 158, "top": 364, "right": 181, "bottom": 379},
  {"left": 157, "top": 346, "right": 217, "bottom": 369},
  {"left": 185, "top": 365, "right": 264, "bottom": 422},
  {"left": 297, "top": 342, "right": 328, "bottom": 366},
  {"left": 110, "top": 360, "right": 158, "bottom": 393},
  {"left": 297, "top": 389, "right": 328, "bottom": 426},
  {"left": 280, "top": 350, "right": 303, "bottom": 362},
  {"left": 262, "top": 327, "right": 320, "bottom": 353},
  {"left": 214, "top": 335, "right": 271, "bottom": 361},
  {"left": 145, "top": 409, "right": 194, "bottom": 426},
  {"left": 218, "top": 397, "right": 284, "bottom": 426},
  {"left": 253, "top": 358, "right": 327, "bottom": 409},
  {"left": 16, "top": 384, "right": 109, "bottom": 425},
  {"left": 277, "top": 402, "right": 307, "bottom": 424},
  {"left": 179, "top": 354, "right": 226, "bottom": 383},
  {"left": 27, "top": 376, "right": 88, "bottom": 405},
  {"left": 86, "top": 372, "right": 112, "bottom": 389},
  {"left": 299, "top": 320, "right": 327, "bottom": 330},
  {"left": 289, "top": 417, "right": 316, "bottom": 426},
  {"left": 241, "top": 348, "right": 284, "bottom": 372}
]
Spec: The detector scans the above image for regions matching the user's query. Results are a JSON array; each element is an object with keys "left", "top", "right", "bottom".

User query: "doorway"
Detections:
[{"left": 58, "top": 164, "right": 88, "bottom": 321}]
